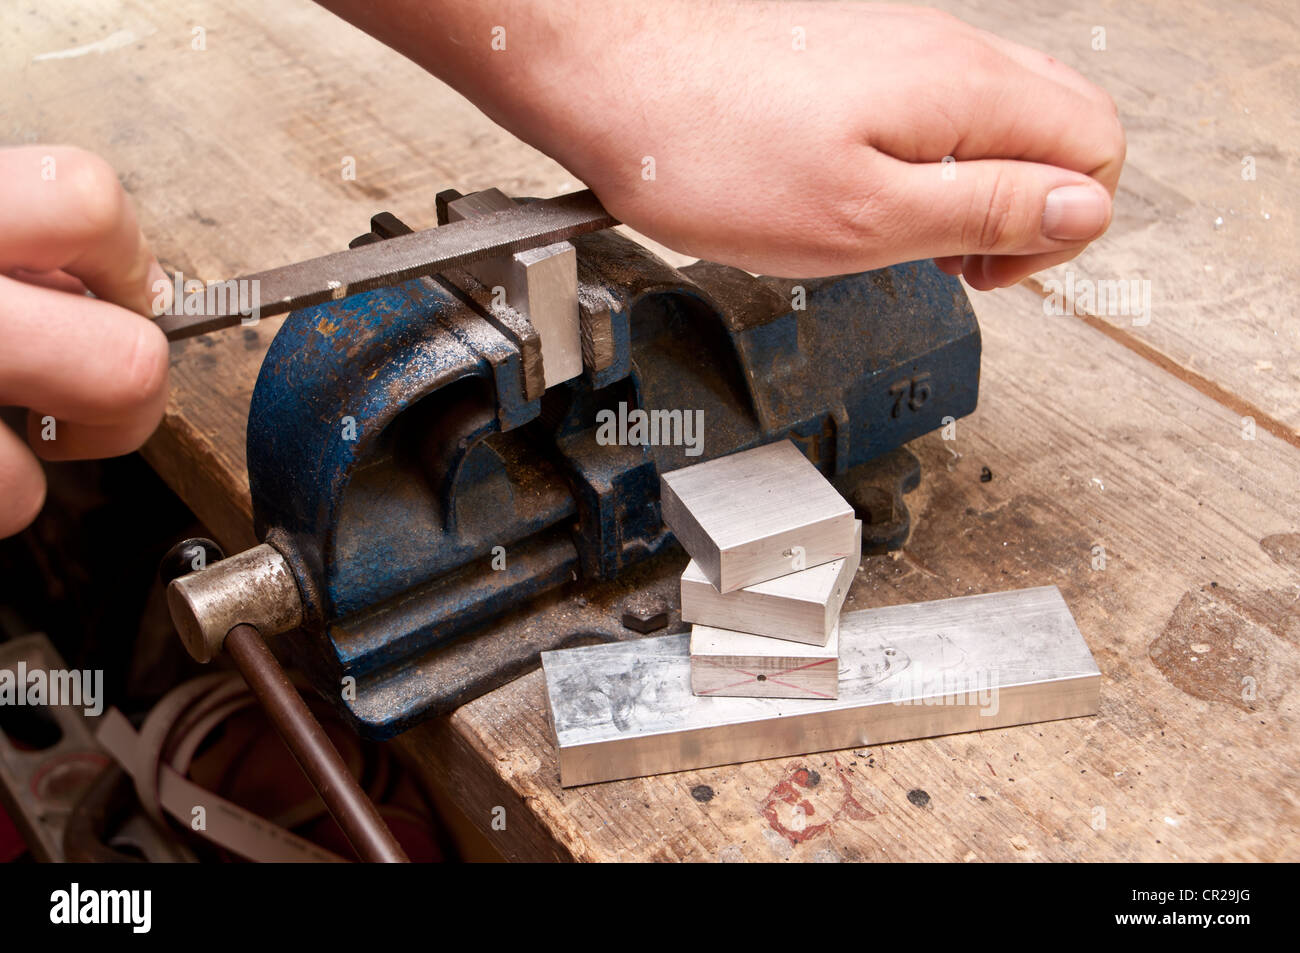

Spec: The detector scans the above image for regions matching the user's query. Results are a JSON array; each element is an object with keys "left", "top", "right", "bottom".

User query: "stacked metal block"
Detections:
[{"left": 660, "top": 440, "right": 862, "bottom": 700}]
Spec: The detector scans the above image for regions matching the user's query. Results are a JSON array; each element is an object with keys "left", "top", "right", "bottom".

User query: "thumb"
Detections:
[{"left": 878, "top": 155, "right": 1113, "bottom": 261}]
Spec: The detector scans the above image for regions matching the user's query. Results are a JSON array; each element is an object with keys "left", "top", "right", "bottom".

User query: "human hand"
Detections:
[
  {"left": 321, "top": 0, "right": 1124, "bottom": 288},
  {"left": 535, "top": 2, "right": 1125, "bottom": 288},
  {"left": 0, "top": 145, "right": 170, "bottom": 537}
]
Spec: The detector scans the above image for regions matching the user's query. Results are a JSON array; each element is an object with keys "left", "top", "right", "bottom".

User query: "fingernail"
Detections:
[
  {"left": 146, "top": 260, "right": 172, "bottom": 316},
  {"left": 1042, "top": 184, "right": 1110, "bottom": 241}
]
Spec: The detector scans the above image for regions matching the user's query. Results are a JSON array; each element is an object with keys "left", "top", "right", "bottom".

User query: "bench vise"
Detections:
[{"left": 167, "top": 191, "right": 981, "bottom": 739}]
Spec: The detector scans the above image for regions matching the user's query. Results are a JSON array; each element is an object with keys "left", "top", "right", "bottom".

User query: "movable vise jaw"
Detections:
[{"left": 167, "top": 190, "right": 981, "bottom": 739}]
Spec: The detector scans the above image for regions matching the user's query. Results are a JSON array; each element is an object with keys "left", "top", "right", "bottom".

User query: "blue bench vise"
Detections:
[{"left": 168, "top": 193, "right": 981, "bottom": 739}]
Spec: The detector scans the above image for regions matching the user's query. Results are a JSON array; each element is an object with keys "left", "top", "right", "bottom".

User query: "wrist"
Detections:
[{"left": 468, "top": 5, "right": 650, "bottom": 188}]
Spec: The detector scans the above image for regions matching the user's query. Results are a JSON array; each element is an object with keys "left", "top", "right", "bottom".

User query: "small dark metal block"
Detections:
[{"left": 621, "top": 594, "right": 670, "bottom": 634}]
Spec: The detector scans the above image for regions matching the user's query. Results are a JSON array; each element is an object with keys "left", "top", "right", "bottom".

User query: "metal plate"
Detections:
[
  {"left": 681, "top": 520, "right": 861, "bottom": 645},
  {"left": 446, "top": 189, "right": 582, "bottom": 388},
  {"left": 690, "top": 624, "right": 839, "bottom": 700},
  {"left": 542, "top": 586, "right": 1100, "bottom": 786},
  {"left": 660, "top": 440, "right": 857, "bottom": 592}
]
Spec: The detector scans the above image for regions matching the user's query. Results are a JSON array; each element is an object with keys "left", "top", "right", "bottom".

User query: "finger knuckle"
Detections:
[
  {"left": 1104, "top": 89, "right": 1120, "bottom": 117},
  {"left": 1109, "top": 112, "right": 1127, "bottom": 164},
  {"left": 0, "top": 468, "right": 46, "bottom": 538},
  {"left": 969, "top": 168, "right": 1018, "bottom": 251},
  {"left": 119, "top": 320, "right": 170, "bottom": 415},
  {"left": 1082, "top": 86, "right": 1124, "bottom": 162},
  {"left": 61, "top": 149, "right": 128, "bottom": 242}
]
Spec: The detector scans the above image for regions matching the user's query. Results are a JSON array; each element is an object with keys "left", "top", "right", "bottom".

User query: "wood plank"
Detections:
[
  {"left": 927, "top": 0, "right": 1300, "bottom": 439},
  {"left": 404, "top": 282, "right": 1300, "bottom": 861}
]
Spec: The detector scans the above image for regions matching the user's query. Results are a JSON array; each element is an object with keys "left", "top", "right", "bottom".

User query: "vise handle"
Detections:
[{"left": 161, "top": 539, "right": 407, "bottom": 863}]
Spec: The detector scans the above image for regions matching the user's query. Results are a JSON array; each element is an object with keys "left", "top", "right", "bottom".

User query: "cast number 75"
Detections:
[{"left": 890, "top": 373, "right": 932, "bottom": 417}]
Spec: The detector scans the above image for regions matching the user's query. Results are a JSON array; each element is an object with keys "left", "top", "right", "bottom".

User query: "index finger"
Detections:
[
  {"left": 0, "top": 145, "right": 161, "bottom": 316},
  {"left": 858, "top": 18, "right": 1125, "bottom": 194}
]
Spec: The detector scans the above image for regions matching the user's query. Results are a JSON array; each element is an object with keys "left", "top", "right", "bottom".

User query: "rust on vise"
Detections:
[{"left": 158, "top": 190, "right": 618, "bottom": 341}]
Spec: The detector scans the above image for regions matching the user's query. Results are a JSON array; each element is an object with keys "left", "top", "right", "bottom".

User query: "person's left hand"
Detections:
[{"left": 0, "top": 145, "right": 171, "bottom": 537}]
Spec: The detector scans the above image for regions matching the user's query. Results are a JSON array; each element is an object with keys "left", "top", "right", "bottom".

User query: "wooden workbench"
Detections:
[{"left": 6, "top": 0, "right": 1297, "bottom": 861}]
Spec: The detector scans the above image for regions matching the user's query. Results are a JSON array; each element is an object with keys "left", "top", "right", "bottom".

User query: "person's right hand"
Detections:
[
  {"left": 530, "top": 1, "right": 1127, "bottom": 289},
  {"left": 0, "top": 145, "right": 171, "bottom": 537},
  {"left": 320, "top": 0, "right": 1125, "bottom": 289}
]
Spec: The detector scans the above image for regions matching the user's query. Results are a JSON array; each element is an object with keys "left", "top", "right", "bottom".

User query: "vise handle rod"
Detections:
[
  {"left": 158, "top": 189, "right": 618, "bottom": 341},
  {"left": 162, "top": 540, "right": 409, "bottom": 863},
  {"left": 224, "top": 623, "right": 409, "bottom": 864}
]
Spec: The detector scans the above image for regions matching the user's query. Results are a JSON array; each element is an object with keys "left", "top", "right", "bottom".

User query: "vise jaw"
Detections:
[{"left": 227, "top": 196, "right": 981, "bottom": 738}]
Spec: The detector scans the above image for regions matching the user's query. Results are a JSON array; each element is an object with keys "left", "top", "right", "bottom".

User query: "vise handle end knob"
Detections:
[
  {"left": 164, "top": 542, "right": 304, "bottom": 663},
  {"left": 159, "top": 537, "right": 226, "bottom": 585}
]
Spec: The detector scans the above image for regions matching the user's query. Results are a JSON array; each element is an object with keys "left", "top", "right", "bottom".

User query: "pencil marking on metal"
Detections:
[{"left": 694, "top": 656, "right": 838, "bottom": 698}]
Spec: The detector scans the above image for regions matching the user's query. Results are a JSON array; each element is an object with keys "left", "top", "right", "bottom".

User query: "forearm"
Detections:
[
  {"left": 314, "top": 0, "right": 810, "bottom": 259},
  {"left": 314, "top": 0, "right": 675, "bottom": 186}
]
